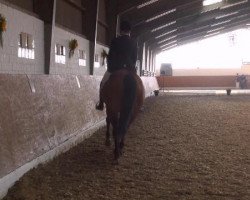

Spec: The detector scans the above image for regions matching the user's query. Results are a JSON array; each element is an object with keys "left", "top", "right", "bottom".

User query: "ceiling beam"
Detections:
[
  {"left": 137, "top": 3, "right": 250, "bottom": 47},
  {"left": 121, "top": 0, "right": 201, "bottom": 27},
  {"left": 152, "top": 18, "right": 250, "bottom": 52},
  {"left": 132, "top": 0, "right": 250, "bottom": 39},
  {"left": 152, "top": 16, "right": 250, "bottom": 50},
  {"left": 148, "top": 11, "right": 250, "bottom": 47}
]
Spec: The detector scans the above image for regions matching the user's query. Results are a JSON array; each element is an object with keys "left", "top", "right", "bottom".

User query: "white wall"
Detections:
[
  {"left": 50, "top": 26, "right": 109, "bottom": 76},
  {"left": 0, "top": 2, "right": 44, "bottom": 74},
  {"left": 0, "top": 3, "right": 109, "bottom": 76},
  {"left": 50, "top": 26, "right": 90, "bottom": 75},
  {"left": 94, "top": 43, "right": 109, "bottom": 76}
]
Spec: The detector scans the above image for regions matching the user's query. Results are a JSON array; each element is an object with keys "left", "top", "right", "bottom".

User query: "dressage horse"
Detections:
[{"left": 101, "top": 68, "right": 145, "bottom": 163}]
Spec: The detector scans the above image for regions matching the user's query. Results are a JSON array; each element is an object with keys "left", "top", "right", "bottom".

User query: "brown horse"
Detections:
[{"left": 101, "top": 68, "right": 145, "bottom": 163}]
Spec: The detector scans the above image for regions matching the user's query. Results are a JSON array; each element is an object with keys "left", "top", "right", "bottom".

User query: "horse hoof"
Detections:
[{"left": 105, "top": 139, "right": 111, "bottom": 146}]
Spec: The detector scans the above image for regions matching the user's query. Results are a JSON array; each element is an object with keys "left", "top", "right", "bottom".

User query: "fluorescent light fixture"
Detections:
[
  {"left": 203, "top": 0, "right": 222, "bottom": 6},
  {"left": 247, "top": 24, "right": 250, "bottom": 26},
  {"left": 151, "top": 21, "right": 176, "bottom": 32},
  {"left": 155, "top": 29, "right": 178, "bottom": 39},
  {"left": 220, "top": 0, "right": 248, "bottom": 9},
  {"left": 162, "top": 44, "right": 178, "bottom": 51},
  {"left": 211, "top": 19, "right": 231, "bottom": 27},
  {"left": 160, "top": 40, "right": 177, "bottom": 48},
  {"left": 158, "top": 36, "right": 177, "bottom": 44},
  {"left": 215, "top": 11, "right": 238, "bottom": 19},
  {"left": 137, "top": 0, "right": 159, "bottom": 9},
  {"left": 146, "top": 9, "right": 176, "bottom": 22},
  {"left": 207, "top": 27, "right": 225, "bottom": 33},
  {"left": 204, "top": 31, "right": 220, "bottom": 37}
]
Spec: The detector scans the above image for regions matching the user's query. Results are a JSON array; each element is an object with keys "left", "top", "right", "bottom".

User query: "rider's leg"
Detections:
[{"left": 96, "top": 71, "right": 111, "bottom": 110}]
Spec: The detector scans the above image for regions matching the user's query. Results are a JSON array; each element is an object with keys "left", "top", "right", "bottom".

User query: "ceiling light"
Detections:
[
  {"left": 203, "top": 0, "right": 222, "bottom": 6},
  {"left": 151, "top": 21, "right": 176, "bottom": 32},
  {"left": 137, "top": 0, "right": 160, "bottom": 9},
  {"left": 146, "top": 9, "right": 176, "bottom": 22}
]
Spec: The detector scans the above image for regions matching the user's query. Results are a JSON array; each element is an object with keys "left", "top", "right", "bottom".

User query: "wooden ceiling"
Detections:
[{"left": 117, "top": 0, "right": 250, "bottom": 52}]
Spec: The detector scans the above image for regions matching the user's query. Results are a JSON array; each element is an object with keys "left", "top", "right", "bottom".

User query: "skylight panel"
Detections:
[
  {"left": 207, "top": 27, "right": 225, "bottom": 33},
  {"left": 203, "top": 0, "right": 222, "bottom": 6},
  {"left": 146, "top": 9, "right": 176, "bottom": 23},
  {"left": 151, "top": 21, "right": 176, "bottom": 32},
  {"left": 158, "top": 36, "right": 177, "bottom": 44},
  {"left": 204, "top": 31, "right": 221, "bottom": 37},
  {"left": 220, "top": 0, "right": 248, "bottom": 9},
  {"left": 215, "top": 11, "right": 238, "bottom": 19},
  {"left": 137, "top": 0, "right": 160, "bottom": 9},
  {"left": 211, "top": 20, "right": 231, "bottom": 27},
  {"left": 160, "top": 40, "right": 177, "bottom": 48},
  {"left": 155, "top": 29, "right": 178, "bottom": 39},
  {"left": 162, "top": 44, "right": 177, "bottom": 51}
]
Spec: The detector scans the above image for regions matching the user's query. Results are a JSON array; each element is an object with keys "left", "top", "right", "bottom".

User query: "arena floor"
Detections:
[{"left": 3, "top": 93, "right": 250, "bottom": 200}]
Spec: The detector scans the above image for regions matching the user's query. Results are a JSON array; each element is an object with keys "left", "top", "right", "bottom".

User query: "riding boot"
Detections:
[
  {"left": 96, "top": 100, "right": 104, "bottom": 111},
  {"left": 96, "top": 89, "right": 104, "bottom": 111}
]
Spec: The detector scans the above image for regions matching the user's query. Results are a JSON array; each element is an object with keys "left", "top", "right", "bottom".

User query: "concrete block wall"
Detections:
[
  {"left": 0, "top": 74, "right": 106, "bottom": 198},
  {"left": 0, "top": 2, "right": 44, "bottom": 74}
]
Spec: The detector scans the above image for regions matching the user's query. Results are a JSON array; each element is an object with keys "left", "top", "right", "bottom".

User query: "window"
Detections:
[
  {"left": 18, "top": 33, "right": 35, "bottom": 59},
  {"left": 79, "top": 50, "right": 86, "bottom": 66},
  {"left": 94, "top": 54, "right": 100, "bottom": 68},
  {"left": 55, "top": 44, "right": 66, "bottom": 64}
]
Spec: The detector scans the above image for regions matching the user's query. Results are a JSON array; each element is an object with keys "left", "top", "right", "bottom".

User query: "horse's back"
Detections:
[{"left": 102, "top": 69, "right": 144, "bottom": 114}]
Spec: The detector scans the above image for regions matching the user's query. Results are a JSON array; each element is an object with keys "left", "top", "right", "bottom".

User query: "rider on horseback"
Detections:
[{"left": 96, "top": 20, "right": 137, "bottom": 111}]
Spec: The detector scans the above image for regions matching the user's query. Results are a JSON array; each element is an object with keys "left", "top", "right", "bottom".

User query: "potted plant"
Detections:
[
  {"left": 69, "top": 39, "right": 78, "bottom": 58},
  {"left": 0, "top": 14, "right": 7, "bottom": 48}
]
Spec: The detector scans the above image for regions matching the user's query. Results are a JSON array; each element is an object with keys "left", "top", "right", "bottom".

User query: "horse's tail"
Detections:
[{"left": 118, "top": 73, "right": 136, "bottom": 140}]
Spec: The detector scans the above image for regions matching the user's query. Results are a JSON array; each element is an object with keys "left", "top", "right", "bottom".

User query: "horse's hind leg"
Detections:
[
  {"left": 105, "top": 117, "right": 111, "bottom": 146},
  {"left": 111, "top": 116, "right": 120, "bottom": 163}
]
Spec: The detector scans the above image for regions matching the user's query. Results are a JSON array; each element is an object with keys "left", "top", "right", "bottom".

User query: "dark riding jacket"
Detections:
[{"left": 107, "top": 35, "right": 137, "bottom": 73}]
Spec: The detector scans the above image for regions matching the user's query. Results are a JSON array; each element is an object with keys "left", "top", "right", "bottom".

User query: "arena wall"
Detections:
[{"left": 0, "top": 74, "right": 159, "bottom": 199}]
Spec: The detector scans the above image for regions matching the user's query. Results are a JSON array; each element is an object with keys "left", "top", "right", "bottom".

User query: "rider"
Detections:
[{"left": 96, "top": 20, "right": 137, "bottom": 110}]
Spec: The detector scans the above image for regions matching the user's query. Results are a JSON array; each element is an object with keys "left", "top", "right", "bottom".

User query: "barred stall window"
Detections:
[
  {"left": 55, "top": 44, "right": 66, "bottom": 64},
  {"left": 79, "top": 50, "right": 86, "bottom": 66},
  {"left": 94, "top": 54, "right": 100, "bottom": 68},
  {"left": 18, "top": 33, "right": 35, "bottom": 59}
]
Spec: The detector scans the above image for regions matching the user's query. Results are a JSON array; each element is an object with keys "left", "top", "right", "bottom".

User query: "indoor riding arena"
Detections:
[
  {"left": 2, "top": 94, "right": 250, "bottom": 200},
  {"left": 1, "top": 0, "right": 250, "bottom": 200}
]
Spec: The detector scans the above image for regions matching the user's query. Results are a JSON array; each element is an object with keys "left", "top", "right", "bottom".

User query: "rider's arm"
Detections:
[{"left": 107, "top": 39, "right": 116, "bottom": 73}]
